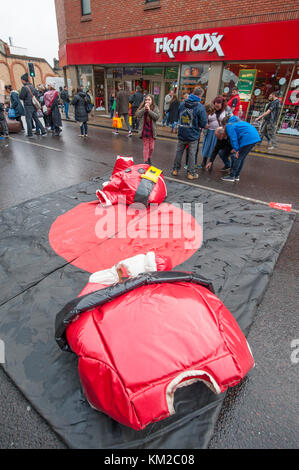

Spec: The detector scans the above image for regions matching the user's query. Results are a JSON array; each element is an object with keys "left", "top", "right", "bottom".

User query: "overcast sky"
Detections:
[{"left": 0, "top": 0, "right": 59, "bottom": 67}]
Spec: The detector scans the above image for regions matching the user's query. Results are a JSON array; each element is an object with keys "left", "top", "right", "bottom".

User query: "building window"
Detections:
[
  {"left": 81, "top": 0, "right": 91, "bottom": 16},
  {"left": 144, "top": 0, "right": 160, "bottom": 10}
]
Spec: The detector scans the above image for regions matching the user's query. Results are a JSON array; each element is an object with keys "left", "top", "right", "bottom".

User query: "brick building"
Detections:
[
  {"left": 0, "top": 40, "right": 57, "bottom": 100},
  {"left": 54, "top": 0, "right": 299, "bottom": 136}
]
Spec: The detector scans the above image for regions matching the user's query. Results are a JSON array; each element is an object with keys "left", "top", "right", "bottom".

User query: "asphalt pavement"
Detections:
[{"left": 0, "top": 121, "right": 298, "bottom": 448}]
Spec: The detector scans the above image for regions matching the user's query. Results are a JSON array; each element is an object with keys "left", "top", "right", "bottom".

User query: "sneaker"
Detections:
[
  {"left": 267, "top": 146, "right": 275, "bottom": 150},
  {"left": 84, "top": 134, "right": 88, "bottom": 137},
  {"left": 78, "top": 134, "right": 84, "bottom": 137},
  {"left": 187, "top": 172, "right": 199, "bottom": 180},
  {"left": 41, "top": 132, "right": 47, "bottom": 137},
  {"left": 128, "top": 131, "right": 132, "bottom": 137},
  {"left": 184, "top": 164, "right": 188, "bottom": 170},
  {"left": 113, "top": 130, "right": 119, "bottom": 135},
  {"left": 27, "top": 135, "right": 34, "bottom": 138},
  {"left": 235, "top": 176, "right": 240, "bottom": 182},
  {"left": 220, "top": 166, "right": 231, "bottom": 172},
  {"left": 145, "top": 159, "right": 152, "bottom": 165},
  {"left": 221, "top": 175, "right": 235, "bottom": 182},
  {"left": 171, "top": 169, "right": 178, "bottom": 176}
]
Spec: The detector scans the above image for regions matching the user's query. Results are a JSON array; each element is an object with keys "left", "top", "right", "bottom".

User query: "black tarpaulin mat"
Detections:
[{"left": 0, "top": 176, "right": 295, "bottom": 449}]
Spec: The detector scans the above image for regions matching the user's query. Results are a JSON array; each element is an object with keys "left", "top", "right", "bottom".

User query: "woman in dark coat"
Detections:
[
  {"left": 71, "top": 88, "right": 90, "bottom": 137},
  {"left": 9, "top": 88, "right": 25, "bottom": 130},
  {"left": 44, "top": 84, "right": 62, "bottom": 136},
  {"left": 168, "top": 94, "right": 180, "bottom": 133}
]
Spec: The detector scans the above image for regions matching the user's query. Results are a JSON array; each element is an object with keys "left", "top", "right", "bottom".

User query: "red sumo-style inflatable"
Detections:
[
  {"left": 55, "top": 254, "right": 254, "bottom": 431},
  {"left": 96, "top": 156, "right": 167, "bottom": 207}
]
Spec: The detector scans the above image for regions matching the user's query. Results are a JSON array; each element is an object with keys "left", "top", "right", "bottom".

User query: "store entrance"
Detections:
[{"left": 94, "top": 66, "right": 106, "bottom": 113}]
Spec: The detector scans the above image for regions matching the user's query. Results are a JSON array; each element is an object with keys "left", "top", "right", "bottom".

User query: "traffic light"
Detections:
[{"left": 28, "top": 62, "right": 35, "bottom": 77}]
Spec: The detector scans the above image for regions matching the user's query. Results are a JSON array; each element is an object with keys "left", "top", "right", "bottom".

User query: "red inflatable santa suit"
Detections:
[
  {"left": 55, "top": 252, "right": 254, "bottom": 431},
  {"left": 96, "top": 156, "right": 167, "bottom": 207}
]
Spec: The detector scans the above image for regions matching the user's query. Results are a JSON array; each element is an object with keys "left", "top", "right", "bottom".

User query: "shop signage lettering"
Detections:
[{"left": 154, "top": 33, "right": 224, "bottom": 59}]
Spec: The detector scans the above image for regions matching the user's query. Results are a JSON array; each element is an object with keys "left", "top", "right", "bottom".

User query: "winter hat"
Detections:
[{"left": 21, "top": 73, "right": 29, "bottom": 82}]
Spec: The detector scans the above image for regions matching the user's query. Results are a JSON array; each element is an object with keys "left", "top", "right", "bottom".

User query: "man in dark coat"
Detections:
[
  {"left": 60, "top": 86, "right": 70, "bottom": 119},
  {"left": 19, "top": 73, "right": 47, "bottom": 138},
  {"left": 114, "top": 83, "right": 132, "bottom": 136},
  {"left": 172, "top": 87, "right": 207, "bottom": 180},
  {"left": 71, "top": 88, "right": 90, "bottom": 137},
  {"left": 129, "top": 86, "right": 143, "bottom": 131}
]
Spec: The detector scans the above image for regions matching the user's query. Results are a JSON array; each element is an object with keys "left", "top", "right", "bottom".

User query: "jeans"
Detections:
[
  {"left": 230, "top": 143, "right": 256, "bottom": 178},
  {"left": 80, "top": 121, "right": 88, "bottom": 135},
  {"left": 143, "top": 137, "right": 155, "bottom": 162},
  {"left": 171, "top": 121, "right": 178, "bottom": 132},
  {"left": 173, "top": 140, "right": 198, "bottom": 175},
  {"left": 260, "top": 121, "right": 277, "bottom": 146},
  {"left": 218, "top": 148, "right": 232, "bottom": 168},
  {"left": 162, "top": 111, "right": 169, "bottom": 125},
  {"left": 64, "top": 102, "right": 69, "bottom": 118},
  {"left": 121, "top": 113, "right": 131, "bottom": 132},
  {"left": 24, "top": 106, "right": 46, "bottom": 136}
]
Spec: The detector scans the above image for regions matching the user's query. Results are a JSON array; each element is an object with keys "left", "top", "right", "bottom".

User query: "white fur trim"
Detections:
[
  {"left": 102, "top": 181, "right": 110, "bottom": 188},
  {"left": 89, "top": 265, "right": 119, "bottom": 285},
  {"left": 96, "top": 190, "right": 112, "bottom": 207},
  {"left": 116, "top": 155, "right": 134, "bottom": 162},
  {"left": 144, "top": 251, "right": 157, "bottom": 273},
  {"left": 117, "top": 254, "right": 146, "bottom": 278},
  {"left": 166, "top": 370, "right": 221, "bottom": 415}
]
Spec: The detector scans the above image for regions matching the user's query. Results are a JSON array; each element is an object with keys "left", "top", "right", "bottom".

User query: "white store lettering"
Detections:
[{"left": 154, "top": 33, "right": 224, "bottom": 58}]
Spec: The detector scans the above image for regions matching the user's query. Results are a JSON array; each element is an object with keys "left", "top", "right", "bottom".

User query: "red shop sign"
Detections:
[{"left": 61, "top": 20, "right": 299, "bottom": 67}]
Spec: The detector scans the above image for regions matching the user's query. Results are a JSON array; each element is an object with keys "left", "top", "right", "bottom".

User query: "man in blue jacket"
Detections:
[
  {"left": 221, "top": 116, "right": 261, "bottom": 182},
  {"left": 172, "top": 87, "right": 207, "bottom": 180}
]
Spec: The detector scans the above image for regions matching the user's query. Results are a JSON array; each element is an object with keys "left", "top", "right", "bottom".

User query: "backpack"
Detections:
[
  {"left": 84, "top": 96, "right": 93, "bottom": 113},
  {"left": 178, "top": 106, "right": 194, "bottom": 128}
]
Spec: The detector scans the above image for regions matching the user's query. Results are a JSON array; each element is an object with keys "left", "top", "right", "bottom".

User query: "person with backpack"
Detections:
[
  {"left": 19, "top": 73, "right": 47, "bottom": 138},
  {"left": 129, "top": 86, "right": 144, "bottom": 131},
  {"left": 71, "top": 88, "right": 91, "bottom": 137},
  {"left": 7, "top": 85, "right": 25, "bottom": 131},
  {"left": 44, "top": 83, "right": 62, "bottom": 136},
  {"left": 168, "top": 94, "right": 180, "bottom": 133},
  {"left": 171, "top": 87, "right": 207, "bottom": 180}
]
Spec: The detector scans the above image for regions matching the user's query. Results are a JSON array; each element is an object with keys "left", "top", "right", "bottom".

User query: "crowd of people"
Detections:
[
  {"left": 0, "top": 74, "right": 93, "bottom": 138},
  {"left": 1, "top": 75, "right": 282, "bottom": 184}
]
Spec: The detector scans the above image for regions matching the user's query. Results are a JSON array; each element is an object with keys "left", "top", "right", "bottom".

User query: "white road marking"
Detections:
[{"left": 9, "top": 137, "right": 62, "bottom": 152}]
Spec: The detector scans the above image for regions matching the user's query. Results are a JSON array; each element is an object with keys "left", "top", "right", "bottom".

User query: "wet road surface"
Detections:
[{"left": 0, "top": 121, "right": 298, "bottom": 448}]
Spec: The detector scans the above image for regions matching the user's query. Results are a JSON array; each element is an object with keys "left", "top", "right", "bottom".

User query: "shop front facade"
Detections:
[{"left": 60, "top": 19, "right": 299, "bottom": 136}]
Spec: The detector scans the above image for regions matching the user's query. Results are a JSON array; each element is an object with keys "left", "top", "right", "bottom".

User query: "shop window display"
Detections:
[
  {"left": 179, "top": 63, "right": 210, "bottom": 102},
  {"left": 278, "top": 64, "right": 299, "bottom": 136},
  {"left": 220, "top": 62, "right": 296, "bottom": 135}
]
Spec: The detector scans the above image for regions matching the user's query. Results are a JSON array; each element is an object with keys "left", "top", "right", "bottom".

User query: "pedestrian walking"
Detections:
[
  {"left": 135, "top": 94, "right": 160, "bottom": 165},
  {"left": 71, "top": 88, "right": 90, "bottom": 137},
  {"left": 114, "top": 84, "right": 132, "bottom": 136},
  {"left": 162, "top": 89, "right": 174, "bottom": 126},
  {"left": 60, "top": 85, "right": 70, "bottom": 119},
  {"left": 44, "top": 84, "right": 62, "bottom": 136},
  {"left": 199, "top": 96, "right": 228, "bottom": 168},
  {"left": 168, "top": 94, "right": 180, "bottom": 133},
  {"left": 19, "top": 73, "right": 47, "bottom": 138},
  {"left": 221, "top": 116, "right": 261, "bottom": 182},
  {"left": 7, "top": 85, "right": 25, "bottom": 130},
  {"left": 129, "top": 86, "right": 144, "bottom": 131},
  {"left": 171, "top": 87, "right": 207, "bottom": 180},
  {"left": 255, "top": 90, "right": 281, "bottom": 150},
  {"left": 109, "top": 92, "right": 115, "bottom": 119}
]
